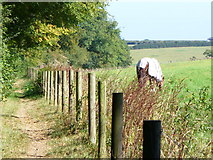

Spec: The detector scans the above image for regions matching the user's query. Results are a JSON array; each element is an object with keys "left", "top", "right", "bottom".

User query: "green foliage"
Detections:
[
  {"left": 79, "top": 11, "right": 132, "bottom": 68},
  {"left": 1, "top": 2, "right": 108, "bottom": 98},
  {"left": 1, "top": 42, "right": 17, "bottom": 99},
  {"left": 22, "top": 76, "right": 43, "bottom": 98},
  {"left": 2, "top": 2, "right": 131, "bottom": 71},
  {"left": 1, "top": 4, "right": 15, "bottom": 99},
  {"left": 3, "top": 2, "right": 105, "bottom": 50}
]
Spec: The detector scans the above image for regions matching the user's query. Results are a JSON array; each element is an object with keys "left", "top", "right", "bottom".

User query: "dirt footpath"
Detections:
[{"left": 14, "top": 80, "right": 51, "bottom": 158}]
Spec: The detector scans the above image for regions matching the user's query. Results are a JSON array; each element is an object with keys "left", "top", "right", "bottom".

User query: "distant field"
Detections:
[
  {"left": 161, "top": 59, "right": 211, "bottom": 92},
  {"left": 96, "top": 59, "right": 211, "bottom": 93},
  {"left": 130, "top": 46, "right": 210, "bottom": 65}
]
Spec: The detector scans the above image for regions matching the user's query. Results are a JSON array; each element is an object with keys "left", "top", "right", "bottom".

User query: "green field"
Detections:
[
  {"left": 162, "top": 59, "right": 211, "bottom": 91},
  {"left": 130, "top": 46, "right": 210, "bottom": 65},
  {"left": 97, "top": 59, "right": 211, "bottom": 93}
]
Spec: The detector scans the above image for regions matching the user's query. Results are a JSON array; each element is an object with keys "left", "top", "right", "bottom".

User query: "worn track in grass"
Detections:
[{"left": 2, "top": 79, "right": 51, "bottom": 158}]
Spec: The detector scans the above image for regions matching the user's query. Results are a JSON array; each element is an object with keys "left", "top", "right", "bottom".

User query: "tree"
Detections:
[
  {"left": 2, "top": 2, "right": 106, "bottom": 98},
  {"left": 3, "top": 2, "right": 106, "bottom": 63},
  {"left": 1, "top": 2, "right": 132, "bottom": 98},
  {"left": 79, "top": 10, "right": 132, "bottom": 68}
]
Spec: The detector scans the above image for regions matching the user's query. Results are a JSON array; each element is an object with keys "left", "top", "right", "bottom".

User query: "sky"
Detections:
[{"left": 106, "top": 0, "right": 212, "bottom": 41}]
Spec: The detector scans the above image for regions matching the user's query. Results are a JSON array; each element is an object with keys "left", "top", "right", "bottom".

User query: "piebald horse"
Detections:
[{"left": 136, "top": 57, "right": 164, "bottom": 89}]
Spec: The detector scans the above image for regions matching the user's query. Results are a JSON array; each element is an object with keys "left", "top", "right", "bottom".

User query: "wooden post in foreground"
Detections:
[
  {"left": 88, "top": 73, "right": 96, "bottom": 144},
  {"left": 111, "top": 93, "right": 123, "bottom": 159},
  {"left": 143, "top": 120, "right": 161, "bottom": 159},
  {"left": 76, "top": 71, "right": 82, "bottom": 121},
  {"left": 98, "top": 81, "right": 107, "bottom": 158}
]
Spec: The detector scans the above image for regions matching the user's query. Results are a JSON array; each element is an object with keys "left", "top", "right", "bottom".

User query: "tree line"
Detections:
[
  {"left": 127, "top": 40, "right": 211, "bottom": 49},
  {"left": 1, "top": 2, "right": 132, "bottom": 99}
]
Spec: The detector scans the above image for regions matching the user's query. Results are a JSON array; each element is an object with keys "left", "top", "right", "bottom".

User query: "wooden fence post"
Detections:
[
  {"left": 63, "top": 70, "right": 69, "bottom": 113},
  {"left": 54, "top": 71, "right": 58, "bottom": 106},
  {"left": 98, "top": 81, "right": 107, "bottom": 158},
  {"left": 58, "top": 70, "right": 62, "bottom": 112},
  {"left": 143, "top": 120, "right": 161, "bottom": 159},
  {"left": 45, "top": 71, "right": 48, "bottom": 100},
  {"left": 61, "top": 70, "right": 64, "bottom": 112},
  {"left": 76, "top": 71, "right": 82, "bottom": 121},
  {"left": 51, "top": 70, "right": 54, "bottom": 104},
  {"left": 88, "top": 73, "right": 96, "bottom": 144},
  {"left": 111, "top": 93, "right": 123, "bottom": 159},
  {"left": 47, "top": 71, "right": 51, "bottom": 104},
  {"left": 62, "top": 71, "right": 64, "bottom": 112},
  {"left": 68, "top": 70, "right": 74, "bottom": 115},
  {"left": 42, "top": 71, "right": 45, "bottom": 94}
]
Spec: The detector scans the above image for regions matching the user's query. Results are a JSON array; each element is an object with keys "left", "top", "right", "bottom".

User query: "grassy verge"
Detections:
[
  {"left": 1, "top": 97, "right": 29, "bottom": 158},
  {"left": 27, "top": 98, "right": 98, "bottom": 158},
  {"left": 1, "top": 77, "right": 42, "bottom": 158}
]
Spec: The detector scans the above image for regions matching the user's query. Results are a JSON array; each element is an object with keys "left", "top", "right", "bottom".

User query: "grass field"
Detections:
[
  {"left": 130, "top": 46, "right": 211, "bottom": 65},
  {"left": 161, "top": 59, "right": 211, "bottom": 92},
  {"left": 96, "top": 59, "right": 211, "bottom": 94}
]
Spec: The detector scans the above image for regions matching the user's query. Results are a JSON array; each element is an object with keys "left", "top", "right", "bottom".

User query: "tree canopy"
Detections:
[{"left": 1, "top": 2, "right": 132, "bottom": 99}]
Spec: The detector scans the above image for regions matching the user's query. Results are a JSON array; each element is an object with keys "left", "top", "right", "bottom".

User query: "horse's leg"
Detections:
[{"left": 151, "top": 78, "right": 158, "bottom": 92}]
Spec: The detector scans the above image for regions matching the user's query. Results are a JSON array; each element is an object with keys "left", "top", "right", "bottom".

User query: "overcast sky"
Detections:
[{"left": 106, "top": 0, "right": 212, "bottom": 40}]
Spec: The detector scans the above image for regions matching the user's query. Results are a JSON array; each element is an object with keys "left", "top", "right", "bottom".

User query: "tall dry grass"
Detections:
[{"left": 122, "top": 78, "right": 211, "bottom": 158}]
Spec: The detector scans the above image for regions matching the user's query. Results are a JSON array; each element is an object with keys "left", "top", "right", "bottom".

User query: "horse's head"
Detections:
[
  {"left": 137, "top": 63, "right": 149, "bottom": 87},
  {"left": 157, "top": 76, "right": 164, "bottom": 89}
]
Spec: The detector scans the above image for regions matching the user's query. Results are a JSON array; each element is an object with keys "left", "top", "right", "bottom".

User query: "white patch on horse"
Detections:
[{"left": 137, "top": 57, "right": 163, "bottom": 82}]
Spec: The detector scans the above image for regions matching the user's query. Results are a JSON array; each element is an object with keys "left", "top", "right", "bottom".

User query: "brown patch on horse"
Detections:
[
  {"left": 137, "top": 63, "right": 164, "bottom": 90},
  {"left": 137, "top": 63, "right": 149, "bottom": 87}
]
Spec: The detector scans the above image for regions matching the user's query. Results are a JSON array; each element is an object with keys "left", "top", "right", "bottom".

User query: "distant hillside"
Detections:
[
  {"left": 130, "top": 46, "right": 210, "bottom": 65},
  {"left": 126, "top": 40, "right": 211, "bottom": 49}
]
